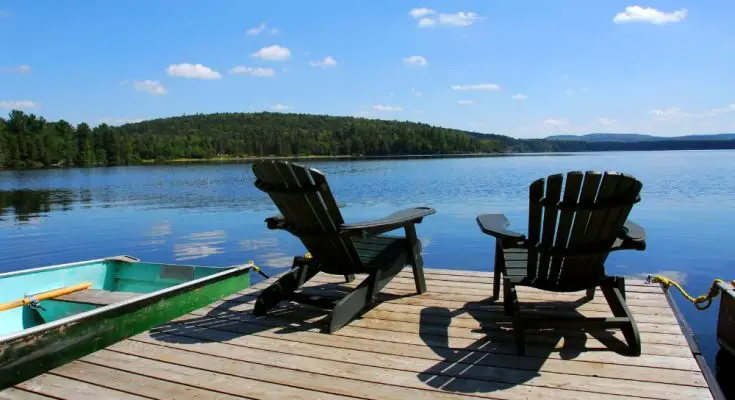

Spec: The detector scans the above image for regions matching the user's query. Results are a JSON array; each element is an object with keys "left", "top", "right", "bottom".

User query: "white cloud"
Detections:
[
  {"left": 512, "top": 93, "right": 528, "bottom": 100},
  {"left": 167, "top": 63, "right": 222, "bottom": 79},
  {"left": 418, "top": 18, "right": 436, "bottom": 27},
  {"left": 651, "top": 107, "right": 687, "bottom": 118},
  {"left": 613, "top": 6, "right": 688, "bottom": 25},
  {"left": 270, "top": 28, "right": 280, "bottom": 35},
  {"left": 597, "top": 118, "right": 617, "bottom": 126},
  {"left": 403, "top": 55, "right": 428, "bottom": 67},
  {"left": 409, "top": 8, "right": 435, "bottom": 18},
  {"left": 229, "top": 66, "right": 276, "bottom": 77},
  {"left": 252, "top": 45, "right": 291, "bottom": 61},
  {"left": 412, "top": 88, "right": 422, "bottom": 96},
  {"left": 373, "top": 104, "right": 403, "bottom": 112},
  {"left": 0, "top": 64, "right": 31, "bottom": 74},
  {"left": 309, "top": 56, "right": 338, "bottom": 68},
  {"left": 0, "top": 100, "right": 39, "bottom": 109},
  {"left": 451, "top": 83, "right": 501, "bottom": 91},
  {"left": 439, "top": 12, "right": 482, "bottom": 26},
  {"left": 270, "top": 104, "right": 294, "bottom": 111},
  {"left": 457, "top": 100, "right": 476, "bottom": 105},
  {"left": 703, "top": 104, "right": 735, "bottom": 117},
  {"left": 411, "top": 8, "right": 482, "bottom": 28},
  {"left": 565, "top": 89, "right": 575, "bottom": 95},
  {"left": 133, "top": 79, "right": 167, "bottom": 95},
  {"left": 563, "top": 74, "right": 570, "bottom": 80},
  {"left": 247, "top": 23, "right": 267, "bottom": 35},
  {"left": 543, "top": 119, "right": 569, "bottom": 127}
]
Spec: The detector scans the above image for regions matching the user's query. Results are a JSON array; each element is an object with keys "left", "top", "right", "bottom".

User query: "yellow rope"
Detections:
[
  {"left": 246, "top": 252, "right": 312, "bottom": 279},
  {"left": 647, "top": 275, "right": 735, "bottom": 310}
]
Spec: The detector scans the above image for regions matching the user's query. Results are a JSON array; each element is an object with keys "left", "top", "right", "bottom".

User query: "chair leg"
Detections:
[
  {"left": 405, "top": 224, "right": 427, "bottom": 294},
  {"left": 503, "top": 277, "right": 525, "bottom": 355},
  {"left": 344, "top": 274, "right": 355, "bottom": 283},
  {"left": 253, "top": 259, "right": 320, "bottom": 317},
  {"left": 329, "top": 257, "right": 406, "bottom": 333},
  {"left": 585, "top": 287, "right": 596, "bottom": 301},
  {"left": 493, "top": 241, "right": 504, "bottom": 301},
  {"left": 601, "top": 276, "right": 641, "bottom": 356}
]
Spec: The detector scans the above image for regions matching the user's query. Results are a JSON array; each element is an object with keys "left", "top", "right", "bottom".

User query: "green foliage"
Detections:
[
  {"left": 1, "top": 110, "right": 733, "bottom": 169},
  {"left": 0, "top": 111, "right": 504, "bottom": 168}
]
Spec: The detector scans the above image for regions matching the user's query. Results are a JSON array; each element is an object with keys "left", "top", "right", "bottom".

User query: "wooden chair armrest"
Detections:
[
  {"left": 476, "top": 214, "right": 526, "bottom": 241},
  {"left": 341, "top": 207, "right": 436, "bottom": 237}
]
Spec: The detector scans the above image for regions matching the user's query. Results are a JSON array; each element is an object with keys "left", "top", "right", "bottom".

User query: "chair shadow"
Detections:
[
  {"left": 416, "top": 294, "right": 636, "bottom": 394},
  {"left": 147, "top": 280, "right": 417, "bottom": 344}
]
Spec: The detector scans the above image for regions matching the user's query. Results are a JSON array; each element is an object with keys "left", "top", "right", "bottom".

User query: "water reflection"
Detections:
[
  {"left": 0, "top": 189, "right": 91, "bottom": 223},
  {"left": 174, "top": 230, "right": 227, "bottom": 261}
]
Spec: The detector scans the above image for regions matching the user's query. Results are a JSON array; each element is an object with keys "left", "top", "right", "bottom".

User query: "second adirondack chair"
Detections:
[
  {"left": 251, "top": 160, "right": 436, "bottom": 333},
  {"left": 477, "top": 171, "right": 647, "bottom": 355}
]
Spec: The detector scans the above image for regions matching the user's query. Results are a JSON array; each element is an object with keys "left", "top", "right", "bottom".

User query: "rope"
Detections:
[
  {"left": 246, "top": 261, "right": 271, "bottom": 279},
  {"left": 246, "top": 252, "right": 312, "bottom": 280},
  {"left": 647, "top": 275, "right": 735, "bottom": 310}
]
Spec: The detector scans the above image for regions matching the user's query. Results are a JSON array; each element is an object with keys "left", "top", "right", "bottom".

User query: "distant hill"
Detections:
[
  {"left": 546, "top": 133, "right": 735, "bottom": 143},
  {"left": 2, "top": 110, "right": 734, "bottom": 169}
]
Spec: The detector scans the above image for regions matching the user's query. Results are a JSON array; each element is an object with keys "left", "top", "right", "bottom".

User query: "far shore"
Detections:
[{"left": 142, "top": 152, "right": 516, "bottom": 165}]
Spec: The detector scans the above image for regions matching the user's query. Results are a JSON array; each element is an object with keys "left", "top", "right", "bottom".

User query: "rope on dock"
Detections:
[
  {"left": 647, "top": 275, "right": 735, "bottom": 310},
  {"left": 246, "top": 253, "right": 312, "bottom": 280},
  {"left": 246, "top": 261, "right": 271, "bottom": 279}
]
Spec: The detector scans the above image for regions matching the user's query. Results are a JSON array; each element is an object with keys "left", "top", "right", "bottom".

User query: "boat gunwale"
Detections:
[{"left": 0, "top": 258, "right": 253, "bottom": 343}]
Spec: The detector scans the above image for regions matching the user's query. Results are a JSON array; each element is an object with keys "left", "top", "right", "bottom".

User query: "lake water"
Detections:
[{"left": 1, "top": 150, "right": 733, "bottom": 393}]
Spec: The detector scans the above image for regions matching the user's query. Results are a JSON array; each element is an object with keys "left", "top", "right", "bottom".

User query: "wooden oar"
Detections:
[{"left": 0, "top": 282, "right": 92, "bottom": 312}]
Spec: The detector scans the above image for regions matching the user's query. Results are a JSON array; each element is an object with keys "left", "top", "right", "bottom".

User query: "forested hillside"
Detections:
[
  {"left": 0, "top": 111, "right": 503, "bottom": 168},
  {"left": 1, "top": 110, "right": 734, "bottom": 169}
]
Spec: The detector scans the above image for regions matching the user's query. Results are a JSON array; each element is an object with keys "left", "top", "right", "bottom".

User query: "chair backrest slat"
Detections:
[
  {"left": 526, "top": 179, "right": 545, "bottom": 281},
  {"left": 253, "top": 161, "right": 362, "bottom": 273},
  {"left": 526, "top": 171, "right": 642, "bottom": 290},
  {"left": 536, "top": 174, "right": 563, "bottom": 282},
  {"left": 547, "top": 171, "right": 583, "bottom": 282}
]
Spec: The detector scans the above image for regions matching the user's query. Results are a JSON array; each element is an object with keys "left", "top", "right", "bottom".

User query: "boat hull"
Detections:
[{"left": 0, "top": 257, "right": 251, "bottom": 389}]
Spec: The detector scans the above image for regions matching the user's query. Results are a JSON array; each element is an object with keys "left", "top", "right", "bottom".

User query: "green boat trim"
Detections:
[{"left": 0, "top": 257, "right": 252, "bottom": 389}]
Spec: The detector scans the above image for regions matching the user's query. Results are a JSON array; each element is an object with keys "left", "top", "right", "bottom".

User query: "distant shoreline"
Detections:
[
  {"left": 2, "top": 148, "right": 733, "bottom": 171},
  {"left": 143, "top": 152, "right": 511, "bottom": 165}
]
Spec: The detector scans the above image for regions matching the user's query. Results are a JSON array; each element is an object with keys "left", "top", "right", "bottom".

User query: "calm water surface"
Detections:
[{"left": 1, "top": 150, "right": 733, "bottom": 391}]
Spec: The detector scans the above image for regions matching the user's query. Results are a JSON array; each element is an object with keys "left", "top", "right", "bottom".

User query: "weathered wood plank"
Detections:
[
  {"left": 15, "top": 374, "right": 148, "bottom": 400},
  {"left": 392, "top": 272, "right": 665, "bottom": 295},
  {"left": 296, "top": 283, "right": 674, "bottom": 316},
  {"left": 144, "top": 318, "right": 707, "bottom": 387},
  {"left": 398, "top": 268, "right": 654, "bottom": 288},
  {"left": 128, "top": 330, "right": 709, "bottom": 400},
  {"left": 199, "top": 296, "right": 686, "bottom": 346},
  {"left": 102, "top": 342, "right": 493, "bottom": 400},
  {"left": 85, "top": 350, "right": 354, "bottom": 400},
  {"left": 186, "top": 301, "right": 696, "bottom": 361},
  {"left": 52, "top": 360, "right": 244, "bottom": 400},
  {"left": 0, "top": 388, "right": 56, "bottom": 400},
  {"left": 308, "top": 275, "right": 671, "bottom": 306}
]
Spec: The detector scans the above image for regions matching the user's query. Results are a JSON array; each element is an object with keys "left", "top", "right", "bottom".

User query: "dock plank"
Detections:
[{"left": 3, "top": 268, "right": 716, "bottom": 400}]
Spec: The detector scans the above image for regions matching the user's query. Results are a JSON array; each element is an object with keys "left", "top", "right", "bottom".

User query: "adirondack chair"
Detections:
[
  {"left": 251, "top": 160, "right": 436, "bottom": 333},
  {"left": 476, "top": 171, "right": 647, "bottom": 356}
]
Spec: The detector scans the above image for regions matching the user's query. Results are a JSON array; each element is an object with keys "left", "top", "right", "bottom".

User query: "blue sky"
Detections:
[{"left": 1, "top": 1, "right": 734, "bottom": 138}]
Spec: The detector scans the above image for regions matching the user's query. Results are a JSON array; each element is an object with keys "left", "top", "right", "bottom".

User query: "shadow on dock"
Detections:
[
  {"left": 146, "top": 280, "right": 641, "bottom": 396},
  {"left": 414, "top": 295, "right": 638, "bottom": 394}
]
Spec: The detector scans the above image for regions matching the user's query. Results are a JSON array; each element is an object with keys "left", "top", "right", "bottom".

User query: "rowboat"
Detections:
[{"left": 0, "top": 255, "right": 253, "bottom": 389}]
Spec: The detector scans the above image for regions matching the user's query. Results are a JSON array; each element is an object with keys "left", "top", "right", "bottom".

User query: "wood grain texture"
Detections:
[{"left": 3, "top": 268, "right": 715, "bottom": 400}]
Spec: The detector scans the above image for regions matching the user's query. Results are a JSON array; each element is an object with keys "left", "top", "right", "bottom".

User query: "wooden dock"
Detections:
[{"left": 1, "top": 268, "right": 721, "bottom": 399}]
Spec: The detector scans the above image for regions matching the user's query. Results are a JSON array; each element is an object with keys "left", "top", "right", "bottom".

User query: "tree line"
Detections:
[{"left": 1, "top": 110, "right": 733, "bottom": 169}]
